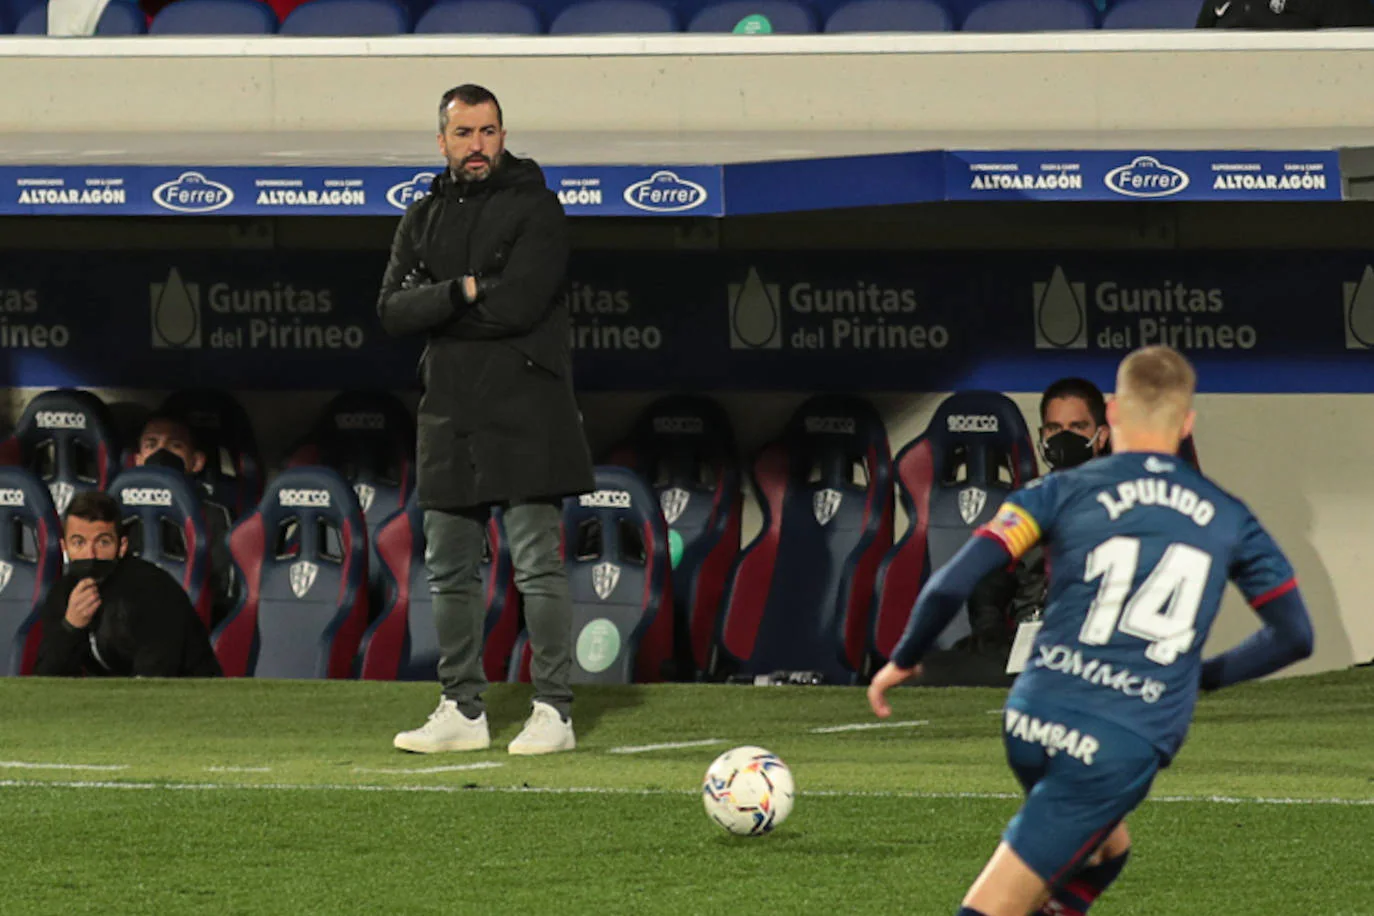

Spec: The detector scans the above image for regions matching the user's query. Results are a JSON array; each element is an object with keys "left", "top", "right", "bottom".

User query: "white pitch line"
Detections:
[
  {"left": 1, "top": 779, "right": 1372, "bottom": 807},
  {"left": 352, "top": 762, "right": 505, "bottom": 775},
  {"left": 607, "top": 739, "right": 724, "bottom": 755},
  {"left": 206, "top": 766, "right": 272, "bottom": 773},
  {"left": 810, "top": 720, "right": 930, "bottom": 734},
  {"left": 0, "top": 760, "right": 130, "bottom": 771}
]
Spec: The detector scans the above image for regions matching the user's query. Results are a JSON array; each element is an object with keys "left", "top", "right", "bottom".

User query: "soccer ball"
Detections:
[{"left": 701, "top": 745, "right": 795, "bottom": 836}]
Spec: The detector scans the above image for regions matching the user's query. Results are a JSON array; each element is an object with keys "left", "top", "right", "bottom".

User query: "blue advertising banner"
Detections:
[
  {"left": 945, "top": 150, "right": 1343, "bottom": 202},
  {"left": 0, "top": 150, "right": 1343, "bottom": 218},
  {"left": 0, "top": 165, "right": 727, "bottom": 218},
  {"left": 3, "top": 251, "right": 1372, "bottom": 392}
]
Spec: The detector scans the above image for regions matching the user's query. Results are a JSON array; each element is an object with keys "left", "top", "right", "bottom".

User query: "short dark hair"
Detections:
[
  {"left": 65, "top": 490, "right": 120, "bottom": 526},
  {"left": 439, "top": 84, "right": 503, "bottom": 132},
  {"left": 1040, "top": 377, "right": 1107, "bottom": 427},
  {"left": 140, "top": 411, "right": 200, "bottom": 452}
]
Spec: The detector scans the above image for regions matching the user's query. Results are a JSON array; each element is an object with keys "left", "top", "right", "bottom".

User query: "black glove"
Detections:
[{"left": 401, "top": 262, "right": 436, "bottom": 290}]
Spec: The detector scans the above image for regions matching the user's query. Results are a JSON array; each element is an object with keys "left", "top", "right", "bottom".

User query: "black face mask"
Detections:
[
  {"left": 142, "top": 448, "right": 187, "bottom": 474},
  {"left": 1041, "top": 430, "right": 1098, "bottom": 471},
  {"left": 67, "top": 557, "right": 121, "bottom": 584}
]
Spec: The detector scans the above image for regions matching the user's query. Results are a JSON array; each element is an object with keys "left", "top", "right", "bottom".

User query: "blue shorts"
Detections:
[{"left": 1000, "top": 699, "right": 1162, "bottom": 888}]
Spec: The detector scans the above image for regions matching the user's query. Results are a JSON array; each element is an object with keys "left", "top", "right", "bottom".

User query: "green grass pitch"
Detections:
[{"left": 1, "top": 670, "right": 1371, "bottom": 915}]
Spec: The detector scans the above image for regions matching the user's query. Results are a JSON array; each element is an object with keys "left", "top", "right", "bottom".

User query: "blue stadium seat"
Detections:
[
  {"left": 2, "top": 389, "right": 121, "bottom": 516},
  {"left": 0, "top": 467, "right": 62, "bottom": 677},
  {"left": 2, "top": 0, "right": 39, "bottom": 29},
  {"left": 109, "top": 465, "right": 216, "bottom": 630},
  {"left": 12, "top": 0, "right": 147, "bottom": 34},
  {"left": 510, "top": 466, "right": 677, "bottom": 685},
  {"left": 358, "top": 494, "right": 520, "bottom": 682},
  {"left": 415, "top": 0, "right": 540, "bottom": 30},
  {"left": 716, "top": 395, "right": 894, "bottom": 685},
  {"left": 279, "top": 0, "right": 410, "bottom": 33},
  {"left": 211, "top": 467, "right": 369, "bottom": 679},
  {"left": 150, "top": 0, "right": 277, "bottom": 33},
  {"left": 688, "top": 0, "right": 817, "bottom": 30},
  {"left": 870, "top": 391, "right": 1038, "bottom": 663},
  {"left": 604, "top": 395, "right": 742, "bottom": 680},
  {"left": 1, "top": 7, "right": 12, "bottom": 31},
  {"left": 549, "top": 0, "right": 678, "bottom": 31},
  {"left": 960, "top": 0, "right": 1096, "bottom": 30},
  {"left": 1101, "top": 0, "right": 1196, "bottom": 28},
  {"left": 825, "top": 0, "right": 952, "bottom": 30}
]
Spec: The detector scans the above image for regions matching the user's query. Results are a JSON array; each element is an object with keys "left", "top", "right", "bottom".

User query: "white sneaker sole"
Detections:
[
  {"left": 507, "top": 737, "right": 576, "bottom": 756},
  {"left": 393, "top": 733, "right": 491, "bottom": 754}
]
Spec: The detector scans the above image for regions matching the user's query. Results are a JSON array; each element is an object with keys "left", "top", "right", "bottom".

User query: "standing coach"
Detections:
[{"left": 376, "top": 84, "right": 595, "bottom": 757}]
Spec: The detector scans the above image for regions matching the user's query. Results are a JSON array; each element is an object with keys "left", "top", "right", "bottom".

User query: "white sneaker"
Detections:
[
  {"left": 393, "top": 698, "right": 490, "bottom": 753},
  {"left": 507, "top": 701, "right": 575, "bottom": 756}
]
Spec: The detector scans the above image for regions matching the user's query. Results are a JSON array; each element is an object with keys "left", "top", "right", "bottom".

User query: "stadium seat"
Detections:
[
  {"left": 159, "top": 388, "right": 265, "bottom": 523},
  {"left": 716, "top": 395, "right": 894, "bottom": 685},
  {"left": 870, "top": 392, "right": 1038, "bottom": 663},
  {"left": 109, "top": 466, "right": 215, "bottom": 629},
  {"left": 0, "top": 389, "right": 121, "bottom": 516},
  {"left": 688, "top": 0, "right": 817, "bottom": 31},
  {"left": 960, "top": 0, "right": 1096, "bottom": 30},
  {"left": 0, "top": 467, "right": 63, "bottom": 677},
  {"left": 358, "top": 494, "right": 520, "bottom": 682},
  {"left": 16, "top": 0, "right": 150, "bottom": 31},
  {"left": 510, "top": 466, "right": 676, "bottom": 684},
  {"left": 414, "top": 0, "right": 541, "bottom": 31},
  {"left": 1100, "top": 0, "right": 1197, "bottom": 28},
  {"left": 211, "top": 467, "right": 369, "bottom": 679},
  {"left": 549, "top": 0, "right": 678, "bottom": 31},
  {"left": 285, "top": 390, "right": 415, "bottom": 547},
  {"left": 279, "top": 0, "right": 411, "bottom": 33},
  {"left": 604, "top": 395, "right": 742, "bottom": 679},
  {"left": 150, "top": 0, "right": 278, "bottom": 33},
  {"left": 824, "top": 0, "right": 952, "bottom": 31},
  {"left": 1, "top": 7, "right": 13, "bottom": 31}
]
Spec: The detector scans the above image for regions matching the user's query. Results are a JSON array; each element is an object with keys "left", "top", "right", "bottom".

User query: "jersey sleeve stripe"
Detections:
[{"left": 1251, "top": 577, "right": 1297, "bottom": 609}]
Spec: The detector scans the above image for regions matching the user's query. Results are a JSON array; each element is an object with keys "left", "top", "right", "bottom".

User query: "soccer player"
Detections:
[{"left": 867, "top": 345, "right": 1314, "bottom": 916}]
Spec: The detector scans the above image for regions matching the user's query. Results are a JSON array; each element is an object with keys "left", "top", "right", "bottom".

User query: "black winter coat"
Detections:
[{"left": 377, "top": 154, "right": 595, "bottom": 510}]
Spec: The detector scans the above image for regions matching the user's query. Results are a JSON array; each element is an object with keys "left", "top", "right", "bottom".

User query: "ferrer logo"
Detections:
[
  {"left": 34, "top": 410, "right": 86, "bottom": 430},
  {"left": 579, "top": 490, "right": 633, "bottom": 509},
  {"left": 386, "top": 172, "right": 435, "bottom": 210},
  {"left": 279, "top": 488, "right": 331, "bottom": 508},
  {"left": 120, "top": 488, "right": 173, "bottom": 507},
  {"left": 152, "top": 171, "right": 234, "bottom": 213},
  {"left": 623, "top": 171, "right": 708, "bottom": 213},
  {"left": 947, "top": 414, "right": 999, "bottom": 433},
  {"left": 1103, "top": 157, "right": 1189, "bottom": 199}
]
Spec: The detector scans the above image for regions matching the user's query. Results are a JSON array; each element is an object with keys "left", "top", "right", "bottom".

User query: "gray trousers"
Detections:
[{"left": 423, "top": 500, "right": 573, "bottom": 720}]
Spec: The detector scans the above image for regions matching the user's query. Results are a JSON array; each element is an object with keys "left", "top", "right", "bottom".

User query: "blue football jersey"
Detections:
[{"left": 979, "top": 451, "right": 1296, "bottom": 760}]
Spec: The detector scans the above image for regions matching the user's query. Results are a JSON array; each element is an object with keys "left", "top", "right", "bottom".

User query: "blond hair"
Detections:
[{"left": 1114, "top": 345, "right": 1196, "bottom": 431}]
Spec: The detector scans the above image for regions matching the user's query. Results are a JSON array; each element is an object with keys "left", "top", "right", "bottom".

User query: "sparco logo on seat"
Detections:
[
  {"left": 335, "top": 412, "right": 386, "bottom": 431},
  {"left": 279, "top": 489, "right": 331, "bottom": 508},
  {"left": 805, "top": 416, "right": 856, "bottom": 435},
  {"left": 579, "top": 490, "right": 633, "bottom": 508},
  {"left": 652, "top": 416, "right": 704, "bottom": 434},
  {"left": 120, "top": 488, "right": 173, "bottom": 507},
  {"left": 947, "top": 415, "right": 999, "bottom": 433},
  {"left": 34, "top": 410, "right": 86, "bottom": 430},
  {"left": 0, "top": 489, "right": 24, "bottom": 506}
]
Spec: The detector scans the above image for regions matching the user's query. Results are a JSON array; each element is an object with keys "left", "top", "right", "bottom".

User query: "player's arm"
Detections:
[
  {"left": 375, "top": 208, "right": 462, "bottom": 338},
  {"left": 869, "top": 488, "right": 1050, "bottom": 716},
  {"left": 1200, "top": 515, "right": 1315, "bottom": 692}
]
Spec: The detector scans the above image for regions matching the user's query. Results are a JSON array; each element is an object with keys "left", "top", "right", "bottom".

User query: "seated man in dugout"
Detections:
[{"left": 35, "top": 490, "right": 222, "bottom": 678}]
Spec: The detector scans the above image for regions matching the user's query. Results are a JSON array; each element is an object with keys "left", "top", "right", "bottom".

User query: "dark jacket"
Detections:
[
  {"left": 34, "top": 556, "right": 223, "bottom": 677},
  {"left": 376, "top": 153, "right": 595, "bottom": 510},
  {"left": 1197, "top": 0, "right": 1374, "bottom": 27}
]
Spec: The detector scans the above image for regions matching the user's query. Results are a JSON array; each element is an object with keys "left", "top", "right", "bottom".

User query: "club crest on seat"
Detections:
[
  {"left": 659, "top": 487, "right": 690, "bottom": 525},
  {"left": 0, "top": 560, "right": 12, "bottom": 595},
  {"left": 290, "top": 559, "right": 318, "bottom": 598},
  {"left": 959, "top": 486, "right": 987, "bottom": 525},
  {"left": 592, "top": 560, "right": 621, "bottom": 601},
  {"left": 49, "top": 481, "right": 75, "bottom": 515},
  {"left": 353, "top": 482, "right": 376, "bottom": 513},
  {"left": 813, "top": 488, "right": 842, "bottom": 526}
]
